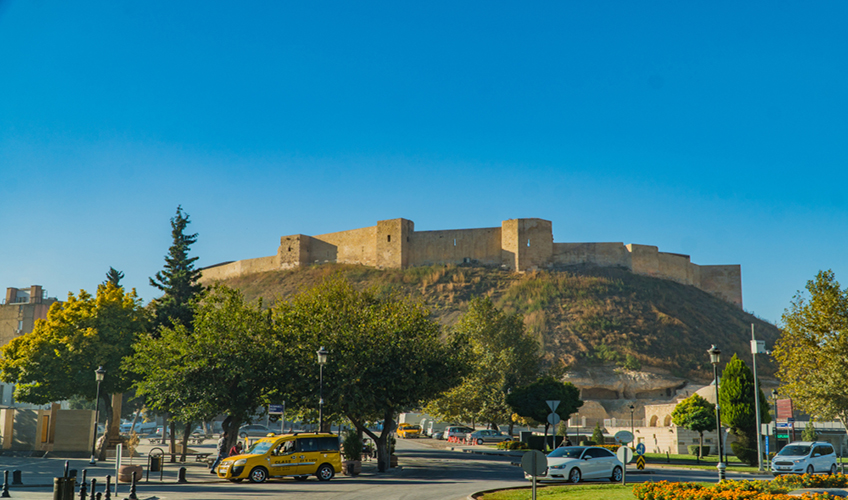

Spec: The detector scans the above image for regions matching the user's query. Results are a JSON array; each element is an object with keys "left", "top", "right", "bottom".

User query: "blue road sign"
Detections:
[
  {"left": 269, "top": 404, "right": 285, "bottom": 414},
  {"left": 636, "top": 443, "right": 646, "bottom": 456}
]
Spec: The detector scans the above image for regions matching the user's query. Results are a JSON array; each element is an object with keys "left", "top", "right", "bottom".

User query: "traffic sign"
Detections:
[
  {"left": 521, "top": 450, "right": 548, "bottom": 476},
  {"left": 616, "top": 445, "right": 633, "bottom": 464},
  {"left": 269, "top": 403, "right": 285, "bottom": 414},
  {"left": 615, "top": 430, "right": 634, "bottom": 444},
  {"left": 635, "top": 443, "right": 645, "bottom": 456},
  {"left": 776, "top": 422, "right": 793, "bottom": 429},
  {"left": 547, "top": 413, "right": 561, "bottom": 426},
  {"left": 636, "top": 455, "right": 646, "bottom": 469},
  {"left": 546, "top": 400, "right": 560, "bottom": 412}
]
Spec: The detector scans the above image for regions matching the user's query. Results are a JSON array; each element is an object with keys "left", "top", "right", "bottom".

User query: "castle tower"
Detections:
[
  {"left": 376, "top": 218, "right": 414, "bottom": 268},
  {"left": 501, "top": 218, "right": 554, "bottom": 271}
]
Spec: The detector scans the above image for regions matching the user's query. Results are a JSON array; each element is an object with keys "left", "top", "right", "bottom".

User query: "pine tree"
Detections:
[
  {"left": 719, "top": 354, "right": 771, "bottom": 465},
  {"left": 591, "top": 422, "right": 605, "bottom": 445},
  {"left": 801, "top": 422, "right": 817, "bottom": 441},
  {"left": 104, "top": 267, "right": 124, "bottom": 287},
  {"left": 149, "top": 206, "right": 203, "bottom": 334}
]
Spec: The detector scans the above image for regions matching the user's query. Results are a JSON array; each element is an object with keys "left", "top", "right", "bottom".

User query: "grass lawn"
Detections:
[
  {"left": 478, "top": 484, "right": 635, "bottom": 500},
  {"left": 641, "top": 453, "right": 762, "bottom": 473}
]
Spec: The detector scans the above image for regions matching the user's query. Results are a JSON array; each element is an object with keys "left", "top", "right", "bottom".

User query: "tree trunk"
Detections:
[
  {"left": 350, "top": 412, "right": 394, "bottom": 473},
  {"left": 221, "top": 415, "right": 242, "bottom": 451},
  {"left": 168, "top": 421, "right": 177, "bottom": 462},
  {"left": 699, "top": 431, "right": 704, "bottom": 459},
  {"left": 96, "top": 393, "right": 114, "bottom": 461},
  {"left": 508, "top": 421, "right": 515, "bottom": 437},
  {"left": 180, "top": 420, "right": 193, "bottom": 462}
]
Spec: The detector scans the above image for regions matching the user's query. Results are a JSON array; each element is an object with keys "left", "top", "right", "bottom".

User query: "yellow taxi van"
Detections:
[{"left": 215, "top": 432, "right": 341, "bottom": 483}]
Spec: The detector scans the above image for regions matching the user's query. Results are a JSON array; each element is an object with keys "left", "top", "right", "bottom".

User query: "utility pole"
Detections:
[{"left": 751, "top": 324, "right": 765, "bottom": 472}]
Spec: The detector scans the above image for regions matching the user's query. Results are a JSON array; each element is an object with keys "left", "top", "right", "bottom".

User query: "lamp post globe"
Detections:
[
  {"left": 317, "top": 347, "right": 329, "bottom": 433},
  {"left": 90, "top": 366, "right": 106, "bottom": 465},
  {"left": 707, "top": 345, "right": 724, "bottom": 480}
]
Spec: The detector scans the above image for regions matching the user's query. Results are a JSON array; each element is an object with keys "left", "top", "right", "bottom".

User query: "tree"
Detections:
[
  {"left": 0, "top": 283, "right": 147, "bottom": 459},
  {"left": 802, "top": 422, "right": 817, "bottom": 442},
  {"left": 773, "top": 270, "right": 848, "bottom": 429},
  {"left": 505, "top": 376, "right": 583, "bottom": 447},
  {"left": 104, "top": 267, "right": 124, "bottom": 287},
  {"left": 148, "top": 205, "right": 204, "bottom": 455},
  {"left": 424, "top": 297, "right": 540, "bottom": 433},
  {"left": 591, "top": 421, "right": 605, "bottom": 445},
  {"left": 272, "top": 276, "right": 468, "bottom": 472},
  {"left": 671, "top": 393, "right": 716, "bottom": 458},
  {"left": 718, "top": 354, "right": 771, "bottom": 466},
  {"left": 149, "top": 205, "right": 203, "bottom": 334},
  {"left": 127, "top": 285, "right": 279, "bottom": 455}
]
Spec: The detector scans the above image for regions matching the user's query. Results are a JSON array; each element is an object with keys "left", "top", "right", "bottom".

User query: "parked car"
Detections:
[
  {"left": 432, "top": 431, "right": 444, "bottom": 440},
  {"left": 444, "top": 426, "right": 474, "bottom": 441},
  {"left": 772, "top": 441, "right": 837, "bottom": 475},
  {"left": 465, "top": 429, "right": 512, "bottom": 445},
  {"left": 397, "top": 423, "right": 421, "bottom": 439},
  {"left": 525, "top": 446, "right": 623, "bottom": 483},
  {"left": 238, "top": 424, "right": 274, "bottom": 438},
  {"left": 215, "top": 433, "right": 341, "bottom": 483}
]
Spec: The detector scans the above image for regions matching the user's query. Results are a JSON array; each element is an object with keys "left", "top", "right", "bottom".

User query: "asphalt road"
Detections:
[{"left": 0, "top": 439, "right": 774, "bottom": 500}]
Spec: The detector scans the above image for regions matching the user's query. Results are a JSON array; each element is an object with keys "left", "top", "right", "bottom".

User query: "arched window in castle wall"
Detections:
[
  {"left": 649, "top": 415, "right": 658, "bottom": 427},
  {"left": 663, "top": 415, "right": 672, "bottom": 427}
]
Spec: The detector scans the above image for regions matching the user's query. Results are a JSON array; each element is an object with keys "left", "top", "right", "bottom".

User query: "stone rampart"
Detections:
[{"left": 199, "top": 217, "right": 743, "bottom": 307}]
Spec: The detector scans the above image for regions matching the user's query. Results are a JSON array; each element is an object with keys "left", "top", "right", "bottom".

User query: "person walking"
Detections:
[{"left": 210, "top": 432, "right": 229, "bottom": 473}]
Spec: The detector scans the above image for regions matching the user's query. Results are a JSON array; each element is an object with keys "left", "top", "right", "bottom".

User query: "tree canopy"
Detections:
[
  {"left": 671, "top": 393, "right": 716, "bottom": 458},
  {"left": 149, "top": 205, "right": 203, "bottom": 333},
  {"left": 424, "top": 297, "right": 540, "bottom": 430},
  {"left": 773, "top": 270, "right": 848, "bottom": 427},
  {"left": 505, "top": 376, "right": 582, "bottom": 436},
  {"left": 0, "top": 283, "right": 147, "bottom": 457}
]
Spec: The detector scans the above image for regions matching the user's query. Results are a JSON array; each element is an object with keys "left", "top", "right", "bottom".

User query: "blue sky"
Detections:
[{"left": 1, "top": 1, "right": 846, "bottom": 324}]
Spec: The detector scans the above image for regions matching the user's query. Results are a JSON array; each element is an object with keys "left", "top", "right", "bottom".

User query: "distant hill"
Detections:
[{"left": 213, "top": 263, "right": 780, "bottom": 381}]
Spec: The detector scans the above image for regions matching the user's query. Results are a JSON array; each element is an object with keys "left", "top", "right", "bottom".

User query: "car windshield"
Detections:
[
  {"left": 410, "top": 425, "right": 420, "bottom": 430},
  {"left": 246, "top": 441, "right": 274, "bottom": 455},
  {"left": 778, "top": 445, "right": 811, "bottom": 456},
  {"left": 547, "top": 447, "right": 584, "bottom": 459}
]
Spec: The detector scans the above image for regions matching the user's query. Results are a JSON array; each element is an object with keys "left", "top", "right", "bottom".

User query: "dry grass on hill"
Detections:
[{"left": 214, "top": 263, "right": 780, "bottom": 380}]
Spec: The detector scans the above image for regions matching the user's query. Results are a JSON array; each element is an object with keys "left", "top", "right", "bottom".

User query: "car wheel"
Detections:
[
  {"left": 294, "top": 475, "right": 309, "bottom": 481},
  {"left": 477, "top": 438, "right": 484, "bottom": 445},
  {"left": 830, "top": 464, "right": 838, "bottom": 475},
  {"left": 316, "top": 464, "right": 335, "bottom": 481},
  {"left": 806, "top": 465, "right": 814, "bottom": 475},
  {"left": 248, "top": 466, "right": 268, "bottom": 483},
  {"left": 569, "top": 467, "right": 581, "bottom": 483},
  {"left": 611, "top": 466, "right": 622, "bottom": 482}
]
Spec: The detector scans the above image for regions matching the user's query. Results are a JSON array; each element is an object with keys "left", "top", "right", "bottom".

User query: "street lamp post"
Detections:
[
  {"left": 771, "top": 389, "right": 778, "bottom": 472},
  {"left": 707, "top": 345, "right": 725, "bottom": 481},
  {"left": 90, "top": 366, "right": 106, "bottom": 465},
  {"left": 629, "top": 404, "right": 635, "bottom": 443},
  {"left": 317, "top": 347, "right": 328, "bottom": 433}
]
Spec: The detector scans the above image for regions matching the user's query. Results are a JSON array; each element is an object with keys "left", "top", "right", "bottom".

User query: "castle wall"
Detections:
[
  {"left": 376, "top": 219, "right": 413, "bottom": 268},
  {"left": 552, "top": 242, "right": 631, "bottom": 268},
  {"left": 279, "top": 234, "right": 312, "bottom": 268},
  {"left": 699, "top": 265, "right": 743, "bottom": 308},
  {"left": 627, "top": 244, "right": 660, "bottom": 277},
  {"left": 657, "top": 252, "right": 695, "bottom": 286},
  {"left": 199, "top": 255, "right": 279, "bottom": 282},
  {"left": 408, "top": 227, "right": 502, "bottom": 266},
  {"left": 502, "top": 218, "right": 553, "bottom": 271},
  {"left": 308, "top": 226, "right": 377, "bottom": 266}
]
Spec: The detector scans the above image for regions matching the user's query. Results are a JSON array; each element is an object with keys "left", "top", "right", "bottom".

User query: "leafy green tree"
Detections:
[
  {"left": 272, "top": 277, "right": 468, "bottom": 472},
  {"left": 149, "top": 205, "right": 203, "bottom": 334},
  {"left": 505, "top": 375, "right": 583, "bottom": 446},
  {"left": 0, "top": 283, "right": 147, "bottom": 459},
  {"left": 104, "top": 267, "right": 124, "bottom": 287},
  {"left": 127, "top": 285, "right": 279, "bottom": 455},
  {"left": 718, "top": 354, "right": 771, "bottom": 465},
  {"left": 591, "top": 421, "right": 605, "bottom": 445},
  {"left": 801, "top": 422, "right": 817, "bottom": 441},
  {"left": 773, "top": 270, "right": 848, "bottom": 429},
  {"left": 671, "top": 393, "right": 716, "bottom": 458},
  {"left": 424, "top": 297, "right": 540, "bottom": 433}
]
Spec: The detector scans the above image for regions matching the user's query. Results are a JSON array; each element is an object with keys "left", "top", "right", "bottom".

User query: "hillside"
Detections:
[{"left": 215, "top": 263, "right": 780, "bottom": 381}]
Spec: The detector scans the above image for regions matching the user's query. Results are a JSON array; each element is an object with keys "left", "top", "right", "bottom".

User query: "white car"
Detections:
[
  {"left": 525, "top": 446, "right": 623, "bottom": 483},
  {"left": 771, "top": 441, "right": 837, "bottom": 475}
]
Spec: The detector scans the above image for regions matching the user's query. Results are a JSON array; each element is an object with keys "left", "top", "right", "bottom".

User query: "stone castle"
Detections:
[{"left": 200, "top": 217, "right": 742, "bottom": 307}]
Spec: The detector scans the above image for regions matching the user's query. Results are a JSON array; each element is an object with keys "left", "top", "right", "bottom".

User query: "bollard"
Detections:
[
  {"left": 2, "top": 470, "right": 10, "bottom": 498},
  {"left": 64, "top": 461, "right": 70, "bottom": 478},
  {"left": 54, "top": 476, "right": 75, "bottom": 500},
  {"left": 90, "top": 479, "right": 96, "bottom": 498},
  {"left": 11, "top": 471, "right": 21, "bottom": 486},
  {"left": 81, "top": 470, "right": 87, "bottom": 490},
  {"left": 122, "top": 472, "right": 138, "bottom": 500},
  {"left": 717, "top": 461, "right": 727, "bottom": 482},
  {"left": 177, "top": 467, "right": 187, "bottom": 484},
  {"left": 79, "top": 480, "right": 87, "bottom": 500},
  {"left": 95, "top": 493, "right": 101, "bottom": 500},
  {"left": 103, "top": 476, "right": 111, "bottom": 500}
]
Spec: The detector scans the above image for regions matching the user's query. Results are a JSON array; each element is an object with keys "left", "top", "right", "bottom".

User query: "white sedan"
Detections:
[{"left": 525, "top": 446, "right": 623, "bottom": 483}]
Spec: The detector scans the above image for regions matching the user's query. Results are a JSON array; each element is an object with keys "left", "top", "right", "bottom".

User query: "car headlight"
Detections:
[
  {"left": 234, "top": 459, "right": 247, "bottom": 466},
  {"left": 794, "top": 460, "right": 803, "bottom": 464},
  {"left": 549, "top": 464, "right": 566, "bottom": 469}
]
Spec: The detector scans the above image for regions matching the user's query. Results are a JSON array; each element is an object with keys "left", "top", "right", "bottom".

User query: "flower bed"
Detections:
[{"left": 632, "top": 476, "right": 848, "bottom": 500}]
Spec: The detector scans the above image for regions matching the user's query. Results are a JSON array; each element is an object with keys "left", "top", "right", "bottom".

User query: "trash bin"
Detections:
[
  {"left": 150, "top": 455, "right": 163, "bottom": 472},
  {"left": 52, "top": 476, "right": 75, "bottom": 500}
]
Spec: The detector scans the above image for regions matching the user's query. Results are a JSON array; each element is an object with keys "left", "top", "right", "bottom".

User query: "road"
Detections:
[{"left": 1, "top": 438, "right": 772, "bottom": 500}]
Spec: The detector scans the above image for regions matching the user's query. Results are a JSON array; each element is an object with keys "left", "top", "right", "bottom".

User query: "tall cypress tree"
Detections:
[
  {"left": 149, "top": 205, "right": 203, "bottom": 335},
  {"left": 719, "top": 354, "right": 771, "bottom": 465}
]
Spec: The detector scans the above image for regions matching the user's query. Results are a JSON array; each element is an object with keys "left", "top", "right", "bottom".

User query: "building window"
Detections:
[
  {"left": 387, "top": 235, "right": 391, "bottom": 242},
  {"left": 17, "top": 320, "right": 23, "bottom": 331}
]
